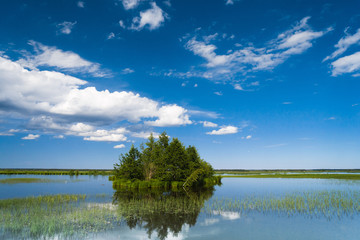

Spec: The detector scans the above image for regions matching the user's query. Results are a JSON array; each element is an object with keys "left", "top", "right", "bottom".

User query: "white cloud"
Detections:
[
  {"left": 145, "top": 105, "right": 192, "bottom": 127},
  {"left": 324, "top": 28, "right": 360, "bottom": 61},
  {"left": 131, "top": 131, "right": 159, "bottom": 139},
  {"left": 234, "top": 84, "right": 244, "bottom": 90},
  {"left": 0, "top": 132, "right": 14, "bottom": 136},
  {"left": 282, "top": 102, "right": 292, "bottom": 104},
  {"left": 77, "top": 1, "right": 85, "bottom": 8},
  {"left": 214, "top": 91, "right": 223, "bottom": 96},
  {"left": 331, "top": 51, "right": 360, "bottom": 76},
  {"left": 206, "top": 125, "right": 238, "bottom": 135},
  {"left": 79, "top": 128, "right": 128, "bottom": 142},
  {"left": 201, "top": 121, "right": 218, "bottom": 128},
  {"left": 182, "top": 17, "right": 328, "bottom": 82},
  {"left": 122, "top": 68, "right": 134, "bottom": 74},
  {"left": 9, "top": 129, "right": 21, "bottom": 133},
  {"left": 121, "top": 0, "right": 141, "bottom": 10},
  {"left": 119, "top": 20, "right": 126, "bottom": 29},
  {"left": 194, "top": 83, "right": 198, "bottom": 87},
  {"left": 70, "top": 122, "right": 94, "bottom": 132},
  {"left": 114, "top": 144, "right": 125, "bottom": 149},
  {"left": 131, "top": 2, "right": 167, "bottom": 31},
  {"left": 107, "top": 32, "right": 115, "bottom": 40},
  {"left": 17, "top": 41, "right": 107, "bottom": 77},
  {"left": 53, "top": 135, "right": 65, "bottom": 139},
  {"left": 188, "top": 110, "right": 220, "bottom": 119},
  {"left": 57, "top": 21, "right": 76, "bottom": 35},
  {"left": 245, "top": 135, "right": 252, "bottom": 139},
  {"left": 225, "top": 0, "right": 234, "bottom": 5},
  {"left": 22, "top": 134, "right": 40, "bottom": 140},
  {"left": 163, "top": 0, "right": 171, "bottom": 7},
  {"left": 0, "top": 52, "right": 193, "bottom": 142}
]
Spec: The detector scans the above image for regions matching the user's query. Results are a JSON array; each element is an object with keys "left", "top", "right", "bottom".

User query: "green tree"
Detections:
[
  {"left": 141, "top": 133, "right": 157, "bottom": 180},
  {"left": 163, "top": 138, "right": 189, "bottom": 181},
  {"left": 114, "top": 145, "right": 143, "bottom": 180}
]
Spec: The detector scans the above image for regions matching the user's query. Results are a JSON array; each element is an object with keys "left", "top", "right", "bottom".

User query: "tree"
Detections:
[
  {"left": 113, "top": 132, "right": 218, "bottom": 188},
  {"left": 141, "top": 133, "right": 157, "bottom": 180},
  {"left": 163, "top": 138, "right": 189, "bottom": 181},
  {"left": 114, "top": 145, "right": 143, "bottom": 180}
]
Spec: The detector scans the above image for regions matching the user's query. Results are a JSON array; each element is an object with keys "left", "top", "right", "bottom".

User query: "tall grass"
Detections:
[
  {"left": 0, "top": 194, "right": 122, "bottom": 239},
  {"left": 206, "top": 190, "right": 360, "bottom": 219}
]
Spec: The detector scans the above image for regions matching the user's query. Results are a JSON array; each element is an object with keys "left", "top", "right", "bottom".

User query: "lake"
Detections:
[{"left": 1, "top": 174, "right": 360, "bottom": 239}]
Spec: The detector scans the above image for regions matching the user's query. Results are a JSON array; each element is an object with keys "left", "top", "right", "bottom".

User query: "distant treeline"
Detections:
[
  {"left": 0, "top": 169, "right": 113, "bottom": 176},
  {"left": 216, "top": 169, "right": 360, "bottom": 174}
]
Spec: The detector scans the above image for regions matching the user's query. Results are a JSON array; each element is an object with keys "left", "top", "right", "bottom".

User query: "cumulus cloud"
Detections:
[
  {"left": 0, "top": 50, "right": 193, "bottom": 142},
  {"left": 17, "top": 41, "right": 108, "bottom": 77},
  {"left": 119, "top": 20, "right": 126, "bottom": 29},
  {"left": 182, "top": 17, "right": 329, "bottom": 83},
  {"left": 206, "top": 125, "right": 238, "bottom": 135},
  {"left": 22, "top": 134, "right": 40, "bottom": 140},
  {"left": 325, "top": 28, "right": 360, "bottom": 77},
  {"left": 131, "top": 2, "right": 167, "bottom": 31},
  {"left": 122, "top": 68, "right": 134, "bottom": 74},
  {"left": 145, "top": 105, "right": 192, "bottom": 127},
  {"left": 121, "top": 0, "right": 141, "bottom": 10},
  {"left": 53, "top": 135, "right": 65, "bottom": 139},
  {"left": 201, "top": 121, "right": 218, "bottom": 128},
  {"left": 324, "top": 28, "right": 360, "bottom": 61},
  {"left": 57, "top": 21, "right": 76, "bottom": 35},
  {"left": 331, "top": 52, "right": 360, "bottom": 76},
  {"left": 130, "top": 131, "right": 160, "bottom": 139},
  {"left": 114, "top": 144, "right": 125, "bottom": 149}
]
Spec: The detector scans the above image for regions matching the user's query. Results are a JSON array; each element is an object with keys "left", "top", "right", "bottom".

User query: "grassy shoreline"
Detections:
[
  {"left": 0, "top": 169, "right": 113, "bottom": 176},
  {"left": 220, "top": 173, "right": 360, "bottom": 180}
]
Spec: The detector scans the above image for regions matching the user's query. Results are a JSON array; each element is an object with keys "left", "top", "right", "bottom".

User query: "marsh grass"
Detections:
[
  {"left": 206, "top": 190, "right": 360, "bottom": 219},
  {"left": 1, "top": 190, "right": 360, "bottom": 239},
  {"left": 0, "top": 194, "right": 122, "bottom": 239},
  {"left": 0, "top": 178, "right": 85, "bottom": 184}
]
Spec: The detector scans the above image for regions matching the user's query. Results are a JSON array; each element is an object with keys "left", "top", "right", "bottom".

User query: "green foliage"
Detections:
[
  {"left": 113, "top": 132, "right": 219, "bottom": 189},
  {"left": 114, "top": 145, "right": 143, "bottom": 180}
]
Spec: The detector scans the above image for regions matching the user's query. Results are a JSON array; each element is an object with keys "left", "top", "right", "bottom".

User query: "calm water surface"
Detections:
[{"left": 0, "top": 175, "right": 359, "bottom": 239}]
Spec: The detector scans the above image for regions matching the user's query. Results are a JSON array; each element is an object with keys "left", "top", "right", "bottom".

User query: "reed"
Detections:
[
  {"left": 0, "top": 194, "right": 122, "bottom": 239},
  {"left": 206, "top": 190, "right": 360, "bottom": 219}
]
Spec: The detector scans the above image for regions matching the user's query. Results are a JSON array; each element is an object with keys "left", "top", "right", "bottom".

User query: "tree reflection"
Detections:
[{"left": 113, "top": 188, "right": 215, "bottom": 240}]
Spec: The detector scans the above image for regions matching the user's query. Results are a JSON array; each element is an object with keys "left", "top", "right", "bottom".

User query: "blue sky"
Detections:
[{"left": 1, "top": 0, "right": 360, "bottom": 169}]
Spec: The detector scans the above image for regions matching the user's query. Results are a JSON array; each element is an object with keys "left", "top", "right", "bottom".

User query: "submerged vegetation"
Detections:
[
  {"left": 1, "top": 189, "right": 360, "bottom": 239},
  {"left": 0, "top": 194, "right": 122, "bottom": 239},
  {"left": 112, "top": 132, "right": 221, "bottom": 190},
  {"left": 208, "top": 190, "right": 360, "bottom": 219}
]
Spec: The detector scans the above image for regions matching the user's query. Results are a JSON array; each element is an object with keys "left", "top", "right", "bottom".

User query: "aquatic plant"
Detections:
[
  {"left": 206, "top": 190, "right": 360, "bottom": 219},
  {"left": 0, "top": 194, "right": 122, "bottom": 239}
]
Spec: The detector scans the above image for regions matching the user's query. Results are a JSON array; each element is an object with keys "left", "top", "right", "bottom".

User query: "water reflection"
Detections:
[{"left": 112, "top": 188, "right": 215, "bottom": 240}]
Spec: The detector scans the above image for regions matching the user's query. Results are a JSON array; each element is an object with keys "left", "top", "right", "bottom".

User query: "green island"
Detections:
[{"left": 110, "top": 132, "right": 221, "bottom": 190}]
